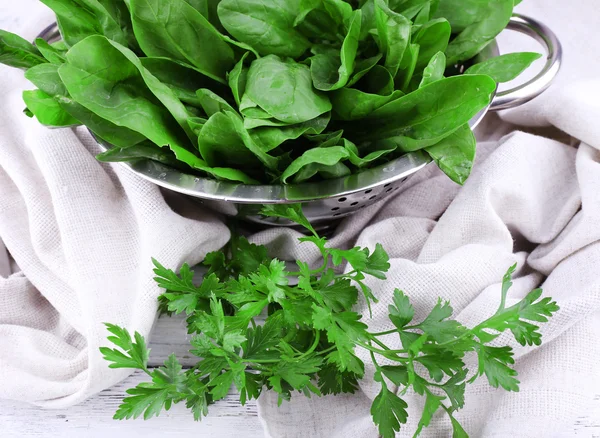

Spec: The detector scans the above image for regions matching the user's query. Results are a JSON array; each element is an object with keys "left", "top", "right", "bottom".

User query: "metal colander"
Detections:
[{"left": 38, "top": 14, "right": 561, "bottom": 227}]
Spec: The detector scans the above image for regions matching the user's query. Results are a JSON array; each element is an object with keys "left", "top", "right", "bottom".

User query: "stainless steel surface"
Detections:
[
  {"left": 37, "top": 14, "right": 561, "bottom": 226},
  {"left": 489, "top": 14, "right": 563, "bottom": 111}
]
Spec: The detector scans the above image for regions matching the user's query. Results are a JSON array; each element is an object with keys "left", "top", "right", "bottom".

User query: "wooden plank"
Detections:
[
  {"left": 0, "top": 372, "right": 263, "bottom": 438},
  {"left": 573, "top": 394, "right": 600, "bottom": 437},
  {"left": 2, "top": 369, "right": 599, "bottom": 438},
  {"left": 148, "top": 314, "right": 196, "bottom": 367}
]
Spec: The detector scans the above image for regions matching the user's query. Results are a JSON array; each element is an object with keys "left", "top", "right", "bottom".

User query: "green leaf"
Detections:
[
  {"left": 331, "top": 87, "right": 404, "bottom": 121},
  {"left": 229, "top": 235, "right": 270, "bottom": 276},
  {"left": 141, "top": 57, "right": 226, "bottom": 106},
  {"left": 346, "top": 54, "right": 383, "bottom": 87},
  {"left": 371, "top": 384, "right": 409, "bottom": 438},
  {"left": 79, "top": 0, "right": 133, "bottom": 46},
  {"left": 441, "top": 368, "right": 467, "bottom": 410},
  {"left": 0, "top": 30, "right": 46, "bottom": 69},
  {"left": 310, "top": 10, "right": 362, "bottom": 91},
  {"left": 412, "top": 18, "right": 451, "bottom": 70},
  {"left": 500, "top": 264, "right": 517, "bottom": 310},
  {"left": 478, "top": 345, "right": 520, "bottom": 391},
  {"left": 413, "top": 391, "right": 444, "bottom": 437},
  {"left": 95, "top": 143, "right": 179, "bottom": 166},
  {"left": 419, "top": 51, "right": 446, "bottom": 88},
  {"left": 295, "top": 0, "right": 349, "bottom": 41},
  {"left": 417, "top": 350, "right": 464, "bottom": 382},
  {"left": 24, "top": 63, "right": 70, "bottom": 96},
  {"left": 59, "top": 37, "right": 196, "bottom": 161},
  {"left": 354, "top": 75, "right": 496, "bottom": 151},
  {"left": 250, "top": 113, "right": 330, "bottom": 153},
  {"left": 39, "top": 0, "right": 100, "bottom": 47},
  {"left": 247, "top": 259, "right": 289, "bottom": 303},
  {"left": 374, "top": 0, "right": 411, "bottom": 77},
  {"left": 330, "top": 246, "right": 368, "bottom": 270},
  {"left": 465, "top": 52, "right": 543, "bottom": 83},
  {"left": 380, "top": 365, "right": 409, "bottom": 387},
  {"left": 281, "top": 146, "right": 350, "bottom": 184},
  {"left": 222, "top": 331, "right": 247, "bottom": 353},
  {"left": 345, "top": 139, "right": 397, "bottom": 168},
  {"left": 217, "top": 0, "right": 311, "bottom": 57},
  {"left": 228, "top": 51, "right": 250, "bottom": 107},
  {"left": 100, "top": 323, "right": 150, "bottom": 370},
  {"left": 312, "top": 305, "right": 367, "bottom": 373},
  {"left": 209, "top": 371, "right": 234, "bottom": 401},
  {"left": 129, "top": 0, "right": 235, "bottom": 82},
  {"left": 192, "top": 296, "right": 227, "bottom": 341},
  {"left": 395, "top": 43, "right": 420, "bottom": 92},
  {"left": 34, "top": 38, "right": 66, "bottom": 65},
  {"left": 418, "top": 299, "right": 466, "bottom": 343},
  {"left": 260, "top": 204, "right": 317, "bottom": 237},
  {"left": 269, "top": 356, "right": 323, "bottom": 391},
  {"left": 444, "top": 0, "right": 514, "bottom": 65},
  {"left": 243, "top": 320, "right": 282, "bottom": 361},
  {"left": 243, "top": 55, "right": 332, "bottom": 125},
  {"left": 364, "top": 243, "right": 391, "bottom": 279},
  {"left": 198, "top": 110, "right": 278, "bottom": 172},
  {"left": 476, "top": 266, "right": 559, "bottom": 347},
  {"left": 22, "top": 90, "right": 79, "bottom": 127},
  {"left": 156, "top": 268, "right": 222, "bottom": 316},
  {"left": 319, "top": 279, "right": 359, "bottom": 313},
  {"left": 450, "top": 414, "right": 469, "bottom": 438},
  {"left": 425, "top": 123, "right": 476, "bottom": 185},
  {"left": 388, "top": 289, "right": 415, "bottom": 329},
  {"left": 317, "top": 363, "right": 361, "bottom": 395},
  {"left": 24, "top": 62, "right": 145, "bottom": 146}
]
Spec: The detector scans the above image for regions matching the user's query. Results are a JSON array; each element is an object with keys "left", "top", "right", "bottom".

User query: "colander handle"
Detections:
[{"left": 488, "top": 14, "right": 562, "bottom": 111}]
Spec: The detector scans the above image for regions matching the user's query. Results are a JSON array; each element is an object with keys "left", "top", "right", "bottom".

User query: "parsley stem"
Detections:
[
  {"left": 369, "top": 336, "right": 393, "bottom": 352},
  {"left": 244, "top": 359, "right": 280, "bottom": 364},
  {"left": 370, "top": 329, "right": 397, "bottom": 337},
  {"left": 436, "top": 331, "right": 473, "bottom": 347},
  {"left": 368, "top": 344, "right": 381, "bottom": 371},
  {"left": 356, "top": 341, "right": 409, "bottom": 362},
  {"left": 316, "top": 345, "right": 336, "bottom": 356},
  {"left": 295, "top": 331, "right": 321, "bottom": 361}
]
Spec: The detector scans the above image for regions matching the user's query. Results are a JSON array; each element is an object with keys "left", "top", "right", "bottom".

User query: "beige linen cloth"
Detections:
[{"left": 1, "top": 1, "right": 599, "bottom": 437}]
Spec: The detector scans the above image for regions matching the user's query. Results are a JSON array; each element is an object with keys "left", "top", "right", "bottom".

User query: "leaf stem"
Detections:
[
  {"left": 295, "top": 331, "right": 321, "bottom": 361},
  {"left": 243, "top": 359, "right": 280, "bottom": 364},
  {"left": 316, "top": 345, "right": 336, "bottom": 356},
  {"left": 369, "top": 335, "right": 395, "bottom": 352},
  {"left": 370, "top": 329, "right": 397, "bottom": 337},
  {"left": 356, "top": 341, "right": 409, "bottom": 362}
]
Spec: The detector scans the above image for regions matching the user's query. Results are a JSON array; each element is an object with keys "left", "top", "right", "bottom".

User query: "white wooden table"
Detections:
[{"left": 1, "top": 4, "right": 599, "bottom": 438}]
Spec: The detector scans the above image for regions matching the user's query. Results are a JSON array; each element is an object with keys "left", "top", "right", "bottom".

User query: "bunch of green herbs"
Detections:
[{"left": 101, "top": 205, "right": 558, "bottom": 437}]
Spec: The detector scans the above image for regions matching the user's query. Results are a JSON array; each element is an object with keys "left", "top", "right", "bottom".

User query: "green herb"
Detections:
[
  {"left": 0, "top": 0, "right": 540, "bottom": 186},
  {"left": 101, "top": 206, "right": 558, "bottom": 437}
]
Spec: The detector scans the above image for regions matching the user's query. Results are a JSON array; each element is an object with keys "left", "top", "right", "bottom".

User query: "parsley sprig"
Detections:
[{"left": 101, "top": 205, "right": 559, "bottom": 437}]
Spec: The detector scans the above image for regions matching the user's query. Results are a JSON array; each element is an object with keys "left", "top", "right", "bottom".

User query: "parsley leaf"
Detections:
[
  {"left": 477, "top": 345, "right": 520, "bottom": 391},
  {"left": 317, "top": 363, "right": 360, "bottom": 395},
  {"left": 229, "top": 235, "right": 269, "bottom": 276},
  {"left": 160, "top": 273, "right": 221, "bottom": 315},
  {"left": 114, "top": 354, "right": 187, "bottom": 420},
  {"left": 417, "top": 299, "right": 467, "bottom": 343},
  {"left": 260, "top": 204, "right": 318, "bottom": 237},
  {"left": 371, "top": 383, "right": 409, "bottom": 438},
  {"left": 414, "top": 391, "right": 444, "bottom": 437},
  {"left": 100, "top": 323, "right": 150, "bottom": 371},
  {"left": 388, "top": 289, "right": 415, "bottom": 329}
]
